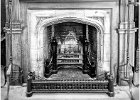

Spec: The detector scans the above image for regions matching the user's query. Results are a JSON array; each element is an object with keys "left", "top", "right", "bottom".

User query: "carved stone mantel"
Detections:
[{"left": 27, "top": 9, "right": 111, "bottom": 77}]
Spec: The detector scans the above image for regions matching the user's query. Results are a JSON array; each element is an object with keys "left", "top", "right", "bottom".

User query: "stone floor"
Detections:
[
  {"left": 48, "top": 67, "right": 93, "bottom": 80},
  {"left": 1, "top": 85, "right": 139, "bottom": 100}
]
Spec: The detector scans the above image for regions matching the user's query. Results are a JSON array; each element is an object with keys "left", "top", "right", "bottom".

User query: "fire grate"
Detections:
[
  {"left": 31, "top": 80, "right": 109, "bottom": 93},
  {"left": 26, "top": 72, "right": 114, "bottom": 97}
]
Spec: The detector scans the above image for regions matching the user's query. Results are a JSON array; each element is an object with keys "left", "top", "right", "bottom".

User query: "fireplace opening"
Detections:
[
  {"left": 44, "top": 22, "right": 98, "bottom": 79},
  {"left": 55, "top": 22, "right": 84, "bottom": 69}
]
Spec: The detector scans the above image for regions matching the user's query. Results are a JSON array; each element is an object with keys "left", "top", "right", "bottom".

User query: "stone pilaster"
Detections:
[
  {"left": 4, "top": 22, "right": 22, "bottom": 72},
  {"left": 118, "top": 23, "right": 137, "bottom": 85},
  {"left": 117, "top": 0, "right": 138, "bottom": 85}
]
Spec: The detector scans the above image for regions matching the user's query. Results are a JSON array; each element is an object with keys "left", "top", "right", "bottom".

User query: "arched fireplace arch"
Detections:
[
  {"left": 29, "top": 14, "right": 110, "bottom": 78},
  {"left": 39, "top": 17, "right": 104, "bottom": 31}
]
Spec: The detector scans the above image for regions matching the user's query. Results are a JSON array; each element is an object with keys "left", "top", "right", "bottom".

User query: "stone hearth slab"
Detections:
[{"left": 47, "top": 67, "right": 93, "bottom": 80}]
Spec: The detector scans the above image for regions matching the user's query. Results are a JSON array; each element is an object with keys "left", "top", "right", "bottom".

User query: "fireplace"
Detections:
[
  {"left": 4, "top": 0, "right": 137, "bottom": 98},
  {"left": 28, "top": 9, "right": 111, "bottom": 78},
  {"left": 25, "top": 9, "right": 114, "bottom": 97}
]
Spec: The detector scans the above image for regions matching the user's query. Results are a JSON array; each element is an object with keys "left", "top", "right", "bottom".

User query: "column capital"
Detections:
[
  {"left": 4, "top": 22, "right": 22, "bottom": 34},
  {"left": 119, "top": 22, "right": 135, "bottom": 29},
  {"left": 117, "top": 21, "right": 138, "bottom": 34},
  {"left": 117, "top": 28, "right": 138, "bottom": 34}
]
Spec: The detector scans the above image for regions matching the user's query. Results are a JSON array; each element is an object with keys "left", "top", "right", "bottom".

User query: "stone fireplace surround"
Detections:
[{"left": 28, "top": 9, "right": 111, "bottom": 78}]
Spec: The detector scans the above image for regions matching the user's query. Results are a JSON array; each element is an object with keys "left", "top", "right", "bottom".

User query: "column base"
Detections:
[
  {"left": 120, "top": 80, "right": 129, "bottom": 86},
  {"left": 44, "top": 73, "right": 51, "bottom": 78},
  {"left": 89, "top": 73, "right": 96, "bottom": 78},
  {"left": 26, "top": 91, "right": 33, "bottom": 97},
  {"left": 108, "top": 92, "right": 114, "bottom": 97},
  {"left": 51, "top": 70, "right": 58, "bottom": 74},
  {"left": 83, "top": 70, "right": 89, "bottom": 74}
]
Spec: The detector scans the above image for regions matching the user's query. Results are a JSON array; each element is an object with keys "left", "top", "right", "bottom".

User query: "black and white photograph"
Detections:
[{"left": 1, "top": 0, "right": 140, "bottom": 100}]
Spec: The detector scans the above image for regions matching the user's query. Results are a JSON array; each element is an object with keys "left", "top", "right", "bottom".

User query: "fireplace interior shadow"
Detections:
[{"left": 44, "top": 22, "right": 97, "bottom": 80}]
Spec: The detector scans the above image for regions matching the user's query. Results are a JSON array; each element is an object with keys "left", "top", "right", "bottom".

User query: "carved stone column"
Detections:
[
  {"left": 118, "top": 0, "right": 137, "bottom": 85},
  {"left": 4, "top": 22, "right": 22, "bottom": 76}
]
